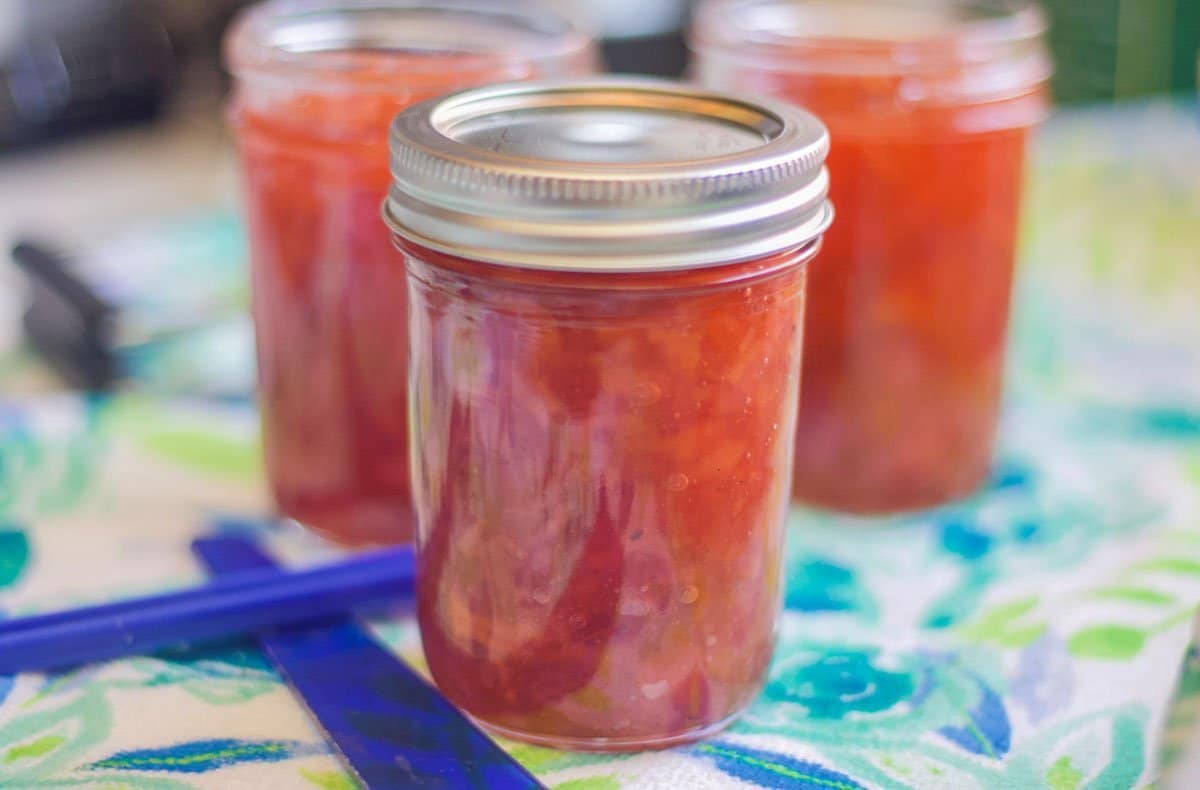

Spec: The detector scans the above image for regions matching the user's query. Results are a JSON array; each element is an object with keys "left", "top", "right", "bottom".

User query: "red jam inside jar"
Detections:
[
  {"left": 405, "top": 244, "right": 812, "bottom": 748},
  {"left": 224, "top": 1, "right": 595, "bottom": 544},
  {"left": 692, "top": 0, "right": 1051, "bottom": 512},
  {"left": 386, "top": 81, "right": 832, "bottom": 749}
]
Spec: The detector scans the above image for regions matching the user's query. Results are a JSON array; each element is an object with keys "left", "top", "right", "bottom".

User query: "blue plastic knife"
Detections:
[{"left": 192, "top": 534, "right": 545, "bottom": 790}]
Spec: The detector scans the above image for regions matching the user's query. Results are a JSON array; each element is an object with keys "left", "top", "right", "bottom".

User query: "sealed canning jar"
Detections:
[
  {"left": 224, "top": 1, "right": 596, "bottom": 545},
  {"left": 692, "top": 0, "right": 1051, "bottom": 512},
  {"left": 386, "top": 80, "right": 832, "bottom": 749}
]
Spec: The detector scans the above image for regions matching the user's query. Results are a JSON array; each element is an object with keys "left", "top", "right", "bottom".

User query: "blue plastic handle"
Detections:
[
  {"left": 194, "top": 535, "right": 546, "bottom": 790},
  {"left": 0, "top": 546, "right": 414, "bottom": 675}
]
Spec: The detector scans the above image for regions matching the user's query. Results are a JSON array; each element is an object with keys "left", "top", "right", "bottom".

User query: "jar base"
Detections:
[
  {"left": 278, "top": 499, "right": 415, "bottom": 547},
  {"left": 472, "top": 711, "right": 743, "bottom": 753},
  {"left": 791, "top": 469, "right": 989, "bottom": 516}
]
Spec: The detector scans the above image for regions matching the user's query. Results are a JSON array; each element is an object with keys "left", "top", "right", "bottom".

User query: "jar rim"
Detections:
[
  {"left": 399, "top": 234, "right": 823, "bottom": 290},
  {"left": 224, "top": 0, "right": 595, "bottom": 85},
  {"left": 690, "top": 0, "right": 1050, "bottom": 85}
]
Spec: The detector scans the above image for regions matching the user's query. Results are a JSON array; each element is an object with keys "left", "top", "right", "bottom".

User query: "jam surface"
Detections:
[{"left": 403, "top": 242, "right": 811, "bottom": 748}]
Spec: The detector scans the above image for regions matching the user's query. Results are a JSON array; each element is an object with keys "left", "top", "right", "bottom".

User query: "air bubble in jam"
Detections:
[
  {"left": 632, "top": 382, "right": 662, "bottom": 406},
  {"left": 666, "top": 473, "right": 690, "bottom": 492}
]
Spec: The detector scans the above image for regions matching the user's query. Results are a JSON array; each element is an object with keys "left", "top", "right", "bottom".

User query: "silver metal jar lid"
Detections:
[{"left": 384, "top": 78, "right": 832, "bottom": 271}]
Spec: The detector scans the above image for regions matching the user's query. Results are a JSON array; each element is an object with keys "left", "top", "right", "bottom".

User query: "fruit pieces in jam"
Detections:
[
  {"left": 403, "top": 241, "right": 813, "bottom": 748},
  {"left": 732, "top": 64, "right": 1039, "bottom": 512},
  {"left": 233, "top": 53, "right": 567, "bottom": 544}
]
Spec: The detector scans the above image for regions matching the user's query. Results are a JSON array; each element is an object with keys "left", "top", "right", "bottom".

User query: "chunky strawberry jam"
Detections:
[
  {"left": 405, "top": 243, "right": 813, "bottom": 748},
  {"left": 692, "top": 0, "right": 1050, "bottom": 512},
  {"left": 225, "top": 2, "right": 595, "bottom": 543}
]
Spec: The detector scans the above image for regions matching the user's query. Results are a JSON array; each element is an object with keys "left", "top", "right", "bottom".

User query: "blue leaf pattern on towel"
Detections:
[
  {"left": 938, "top": 681, "right": 1012, "bottom": 758},
  {"left": 86, "top": 739, "right": 325, "bottom": 774}
]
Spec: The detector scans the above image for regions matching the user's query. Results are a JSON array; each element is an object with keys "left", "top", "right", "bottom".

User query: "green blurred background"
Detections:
[
  {"left": 1043, "top": 0, "right": 1200, "bottom": 102},
  {"left": 576, "top": 0, "right": 1200, "bottom": 102}
]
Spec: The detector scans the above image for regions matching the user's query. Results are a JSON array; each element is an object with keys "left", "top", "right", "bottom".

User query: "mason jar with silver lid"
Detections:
[
  {"left": 224, "top": 0, "right": 597, "bottom": 548},
  {"left": 387, "top": 78, "right": 831, "bottom": 751}
]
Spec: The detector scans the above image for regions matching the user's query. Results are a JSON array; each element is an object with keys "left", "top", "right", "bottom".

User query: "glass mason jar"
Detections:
[
  {"left": 386, "top": 80, "right": 832, "bottom": 750},
  {"left": 692, "top": 0, "right": 1051, "bottom": 513},
  {"left": 224, "top": 0, "right": 597, "bottom": 545}
]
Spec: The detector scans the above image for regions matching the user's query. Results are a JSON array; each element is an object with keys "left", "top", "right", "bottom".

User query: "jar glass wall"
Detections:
[{"left": 405, "top": 242, "right": 814, "bottom": 749}]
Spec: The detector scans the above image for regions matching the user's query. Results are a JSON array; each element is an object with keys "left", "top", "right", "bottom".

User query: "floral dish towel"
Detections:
[{"left": 0, "top": 98, "right": 1198, "bottom": 789}]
